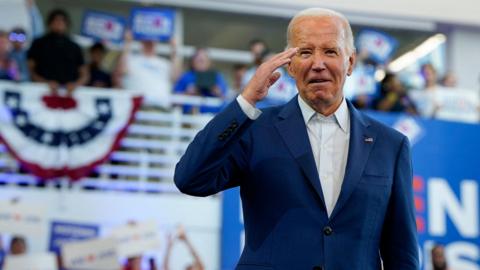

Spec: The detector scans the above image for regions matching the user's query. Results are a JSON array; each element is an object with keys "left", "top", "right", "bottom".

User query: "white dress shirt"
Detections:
[{"left": 237, "top": 95, "right": 351, "bottom": 216}]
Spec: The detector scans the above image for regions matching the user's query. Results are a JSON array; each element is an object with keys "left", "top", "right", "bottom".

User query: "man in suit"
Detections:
[{"left": 175, "top": 8, "right": 419, "bottom": 270}]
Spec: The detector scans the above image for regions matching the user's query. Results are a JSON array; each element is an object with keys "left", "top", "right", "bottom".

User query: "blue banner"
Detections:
[
  {"left": 130, "top": 8, "right": 175, "bottom": 42},
  {"left": 221, "top": 112, "right": 480, "bottom": 270},
  {"left": 81, "top": 10, "right": 126, "bottom": 43},
  {"left": 356, "top": 29, "right": 398, "bottom": 64},
  {"left": 49, "top": 221, "right": 99, "bottom": 254}
]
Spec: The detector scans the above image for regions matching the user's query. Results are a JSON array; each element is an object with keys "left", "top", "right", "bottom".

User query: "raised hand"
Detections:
[{"left": 241, "top": 47, "right": 298, "bottom": 106}]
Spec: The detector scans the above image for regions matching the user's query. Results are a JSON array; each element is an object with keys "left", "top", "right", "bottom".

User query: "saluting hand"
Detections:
[{"left": 241, "top": 47, "right": 298, "bottom": 106}]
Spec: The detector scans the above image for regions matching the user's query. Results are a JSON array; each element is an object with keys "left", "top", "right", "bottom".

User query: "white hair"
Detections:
[{"left": 286, "top": 8, "right": 355, "bottom": 55}]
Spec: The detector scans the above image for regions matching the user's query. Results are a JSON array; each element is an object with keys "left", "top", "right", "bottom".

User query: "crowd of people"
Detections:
[
  {"left": 1, "top": 6, "right": 472, "bottom": 121},
  {"left": 0, "top": 225, "right": 204, "bottom": 270}
]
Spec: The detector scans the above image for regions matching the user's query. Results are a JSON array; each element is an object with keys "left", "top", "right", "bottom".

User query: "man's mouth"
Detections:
[{"left": 308, "top": 79, "right": 330, "bottom": 84}]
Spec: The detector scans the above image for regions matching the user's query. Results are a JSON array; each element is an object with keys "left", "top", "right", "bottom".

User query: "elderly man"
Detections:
[{"left": 175, "top": 8, "right": 419, "bottom": 270}]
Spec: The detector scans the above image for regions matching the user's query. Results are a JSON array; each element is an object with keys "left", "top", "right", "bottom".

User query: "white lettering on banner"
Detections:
[
  {"left": 53, "top": 225, "right": 97, "bottom": 237},
  {"left": 428, "top": 178, "right": 479, "bottom": 238},
  {"left": 446, "top": 242, "right": 480, "bottom": 270}
]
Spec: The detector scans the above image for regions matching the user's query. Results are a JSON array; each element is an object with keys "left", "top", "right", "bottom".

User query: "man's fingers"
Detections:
[
  {"left": 266, "top": 72, "right": 281, "bottom": 88},
  {"left": 264, "top": 47, "right": 298, "bottom": 72}
]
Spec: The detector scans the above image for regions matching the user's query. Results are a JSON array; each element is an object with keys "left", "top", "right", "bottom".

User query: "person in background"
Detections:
[
  {"left": 440, "top": 71, "right": 457, "bottom": 88},
  {"left": 0, "top": 235, "right": 5, "bottom": 270},
  {"left": 115, "top": 30, "right": 180, "bottom": 108},
  {"left": 431, "top": 244, "right": 450, "bottom": 270},
  {"left": 9, "top": 236, "right": 27, "bottom": 255},
  {"left": 373, "top": 73, "right": 418, "bottom": 114},
  {"left": 8, "top": 27, "right": 29, "bottom": 82},
  {"left": 174, "top": 48, "right": 228, "bottom": 113},
  {"left": 87, "top": 42, "right": 112, "bottom": 88},
  {"left": 0, "top": 30, "right": 19, "bottom": 81},
  {"left": 163, "top": 225, "right": 204, "bottom": 270},
  {"left": 409, "top": 63, "right": 442, "bottom": 118},
  {"left": 27, "top": 9, "right": 88, "bottom": 96},
  {"left": 225, "top": 63, "right": 248, "bottom": 102},
  {"left": 241, "top": 39, "right": 269, "bottom": 89}
]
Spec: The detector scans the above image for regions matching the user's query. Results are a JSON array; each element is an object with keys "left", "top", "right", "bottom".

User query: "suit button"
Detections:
[
  {"left": 312, "top": 266, "right": 323, "bottom": 270},
  {"left": 323, "top": 226, "right": 333, "bottom": 236},
  {"left": 218, "top": 134, "right": 225, "bottom": 141}
]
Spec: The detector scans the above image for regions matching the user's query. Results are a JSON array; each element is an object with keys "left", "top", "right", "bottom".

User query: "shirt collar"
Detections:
[{"left": 297, "top": 95, "right": 350, "bottom": 134}]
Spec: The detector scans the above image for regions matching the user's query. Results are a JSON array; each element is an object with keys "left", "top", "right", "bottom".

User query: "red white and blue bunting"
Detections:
[{"left": 0, "top": 81, "right": 142, "bottom": 180}]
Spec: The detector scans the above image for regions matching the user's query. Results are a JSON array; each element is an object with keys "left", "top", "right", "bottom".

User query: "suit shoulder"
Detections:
[{"left": 363, "top": 113, "right": 407, "bottom": 145}]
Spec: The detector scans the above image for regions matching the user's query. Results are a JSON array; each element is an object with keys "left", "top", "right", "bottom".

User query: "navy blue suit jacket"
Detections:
[{"left": 175, "top": 97, "right": 419, "bottom": 270}]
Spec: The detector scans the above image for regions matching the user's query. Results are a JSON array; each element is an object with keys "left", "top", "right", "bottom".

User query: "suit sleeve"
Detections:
[
  {"left": 380, "top": 136, "right": 420, "bottom": 270},
  {"left": 174, "top": 100, "right": 253, "bottom": 197}
]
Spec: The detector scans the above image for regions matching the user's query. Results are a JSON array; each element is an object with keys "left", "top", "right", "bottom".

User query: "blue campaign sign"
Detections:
[
  {"left": 81, "top": 10, "right": 126, "bottom": 43},
  {"left": 49, "top": 221, "right": 99, "bottom": 254},
  {"left": 356, "top": 29, "right": 398, "bottom": 64},
  {"left": 130, "top": 8, "right": 175, "bottom": 42},
  {"left": 221, "top": 112, "right": 480, "bottom": 270}
]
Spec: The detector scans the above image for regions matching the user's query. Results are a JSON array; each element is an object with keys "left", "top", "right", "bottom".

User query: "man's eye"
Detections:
[
  {"left": 326, "top": 50, "right": 338, "bottom": 55},
  {"left": 298, "top": 51, "right": 312, "bottom": 57}
]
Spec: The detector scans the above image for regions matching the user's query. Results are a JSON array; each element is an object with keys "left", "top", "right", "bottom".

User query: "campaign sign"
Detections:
[
  {"left": 81, "top": 10, "right": 126, "bottom": 43},
  {"left": 49, "top": 221, "right": 99, "bottom": 254},
  {"left": 221, "top": 112, "right": 480, "bottom": 270},
  {"left": 4, "top": 253, "right": 57, "bottom": 270},
  {"left": 108, "top": 221, "right": 160, "bottom": 258},
  {"left": 0, "top": 200, "right": 47, "bottom": 236},
  {"left": 130, "top": 8, "right": 175, "bottom": 41},
  {"left": 409, "top": 87, "right": 480, "bottom": 123},
  {"left": 356, "top": 29, "right": 397, "bottom": 64},
  {"left": 62, "top": 237, "right": 119, "bottom": 270}
]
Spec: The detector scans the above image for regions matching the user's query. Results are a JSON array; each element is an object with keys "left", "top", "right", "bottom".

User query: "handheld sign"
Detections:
[
  {"left": 4, "top": 253, "right": 57, "bottom": 270},
  {"left": 108, "top": 221, "right": 161, "bottom": 258},
  {"left": 357, "top": 29, "right": 397, "bottom": 64},
  {"left": 81, "top": 10, "right": 126, "bottom": 43},
  {"left": 62, "top": 238, "right": 119, "bottom": 270},
  {"left": 130, "top": 8, "right": 175, "bottom": 41}
]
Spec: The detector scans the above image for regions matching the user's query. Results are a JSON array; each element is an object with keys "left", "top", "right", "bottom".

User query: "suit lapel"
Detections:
[
  {"left": 329, "top": 101, "right": 377, "bottom": 220},
  {"left": 274, "top": 97, "right": 327, "bottom": 211}
]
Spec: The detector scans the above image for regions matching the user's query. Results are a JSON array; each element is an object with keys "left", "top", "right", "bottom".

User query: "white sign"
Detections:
[
  {"left": 410, "top": 87, "right": 480, "bottom": 123},
  {"left": 0, "top": 200, "right": 48, "bottom": 236},
  {"left": 4, "top": 253, "right": 57, "bottom": 270},
  {"left": 109, "top": 221, "right": 160, "bottom": 258},
  {"left": 62, "top": 237, "right": 119, "bottom": 270}
]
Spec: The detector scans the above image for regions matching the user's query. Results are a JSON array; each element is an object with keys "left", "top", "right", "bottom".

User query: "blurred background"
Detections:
[{"left": 0, "top": 0, "right": 479, "bottom": 269}]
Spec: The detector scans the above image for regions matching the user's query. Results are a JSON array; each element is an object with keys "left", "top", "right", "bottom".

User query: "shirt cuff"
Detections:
[{"left": 236, "top": 95, "right": 262, "bottom": 120}]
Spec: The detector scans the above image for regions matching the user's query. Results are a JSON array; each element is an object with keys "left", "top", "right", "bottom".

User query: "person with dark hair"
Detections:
[
  {"left": 373, "top": 73, "right": 418, "bottom": 114},
  {"left": 87, "top": 42, "right": 112, "bottom": 88},
  {"left": 241, "top": 39, "right": 270, "bottom": 89},
  {"left": 27, "top": 8, "right": 88, "bottom": 96},
  {"left": 9, "top": 236, "right": 27, "bottom": 255},
  {"left": 8, "top": 27, "right": 29, "bottom": 82},
  {"left": 249, "top": 39, "right": 269, "bottom": 68},
  {"left": 0, "top": 30, "right": 19, "bottom": 81},
  {"left": 431, "top": 244, "right": 450, "bottom": 270}
]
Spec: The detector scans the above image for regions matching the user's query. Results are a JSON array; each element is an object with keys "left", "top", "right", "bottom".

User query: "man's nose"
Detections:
[{"left": 311, "top": 53, "right": 326, "bottom": 72}]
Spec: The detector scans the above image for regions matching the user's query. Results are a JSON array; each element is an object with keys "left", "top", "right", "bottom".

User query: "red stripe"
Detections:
[{"left": 0, "top": 96, "right": 143, "bottom": 181}]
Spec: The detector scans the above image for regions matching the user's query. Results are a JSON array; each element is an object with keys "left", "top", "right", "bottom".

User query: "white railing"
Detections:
[{"left": 0, "top": 92, "right": 222, "bottom": 193}]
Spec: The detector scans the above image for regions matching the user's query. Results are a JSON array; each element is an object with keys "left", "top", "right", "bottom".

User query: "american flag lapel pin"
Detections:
[{"left": 364, "top": 137, "right": 374, "bottom": 143}]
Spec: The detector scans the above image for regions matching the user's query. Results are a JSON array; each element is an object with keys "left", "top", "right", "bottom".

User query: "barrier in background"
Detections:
[{"left": 0, "top": 81, "right": 220, "bottom": 191}]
